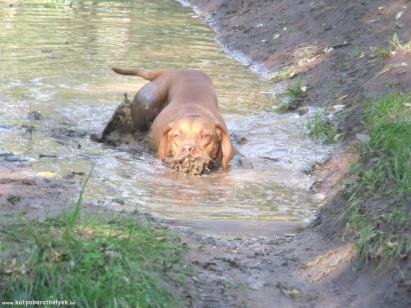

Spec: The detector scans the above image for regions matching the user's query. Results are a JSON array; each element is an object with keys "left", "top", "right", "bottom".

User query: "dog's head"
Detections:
[{"left": 158, "top": 115, "right": 234, "bottom": 171}]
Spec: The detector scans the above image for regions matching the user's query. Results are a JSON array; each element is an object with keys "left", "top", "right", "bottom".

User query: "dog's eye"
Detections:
[
  {"left": 173, "top": 133, "right": 181, "bottom": 140},
  {"left": 201, "top": 133, "right": 210, "bottom": 140}
]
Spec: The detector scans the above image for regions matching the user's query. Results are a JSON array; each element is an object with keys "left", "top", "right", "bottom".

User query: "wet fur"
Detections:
[{"left": 100, "top": 68, "right": 234, "bottom": 171}]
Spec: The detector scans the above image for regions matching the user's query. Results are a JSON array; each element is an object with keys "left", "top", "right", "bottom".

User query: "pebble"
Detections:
[
  {"left": 273, "top": 33, "right": 280, "bottom": 40},
  {"left": 333, "top": 104, "right": 345, "bottom": 112},
  {"left": 395, "top": 11, "right": 404, "bottom": 20}
]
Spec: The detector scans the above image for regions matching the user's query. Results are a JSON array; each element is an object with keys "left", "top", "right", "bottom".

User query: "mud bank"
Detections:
[
  {"left": 175, "top": 0, "right": 411, "bottom": 307},
  {"left": 183, "top": 0, "right": 411, "bottom": 135}
]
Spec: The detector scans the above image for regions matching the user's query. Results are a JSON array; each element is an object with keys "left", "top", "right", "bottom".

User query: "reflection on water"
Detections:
[{"left": 0, "top": 0, "right": 333, "bottom": 224}]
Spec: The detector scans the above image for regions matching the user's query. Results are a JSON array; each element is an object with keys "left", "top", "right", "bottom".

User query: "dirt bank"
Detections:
[
  {"left": 0, "top": 166, "right": 80, "bottom": 223},
  {"left": 185, "top": 0, "right": 411, "bottom": 136}
]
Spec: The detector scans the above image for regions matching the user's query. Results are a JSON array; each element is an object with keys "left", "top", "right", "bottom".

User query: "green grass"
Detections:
[
  {"left": 0, "top": 172, "right": 190, "bottom": 307},
  {"left": 274, "top": 102, "right": 291, "bottom": 113},
  {"left": 342, "top": 91, "right": 411, "bottom": 266},
  {"left": 390, "top": 33, "right": 411, "bottom": 52},
  {"left": 275, "top": 78, "right": 306, "bottom": 113},
  {"left": 303, "top": 110, "right": 338, "bottom": 144},
  {"left": 369, "top": 33, "right": 411, "bottom": 62},
  {"left": 371, "top": 47, "right": 390, "bottom": 60},
  {"left": 286, "top": 78, "right": 304, "bottom": 100}
]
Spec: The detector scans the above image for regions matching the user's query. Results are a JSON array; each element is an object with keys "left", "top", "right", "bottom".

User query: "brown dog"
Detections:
[{"left": 103, "top": 68, "right": 234, "bottom": 171}]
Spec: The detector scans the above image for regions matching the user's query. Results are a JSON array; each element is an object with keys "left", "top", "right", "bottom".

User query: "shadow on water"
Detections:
[{"left": 0, "top": 0, "right": 333, "bottom": 234}]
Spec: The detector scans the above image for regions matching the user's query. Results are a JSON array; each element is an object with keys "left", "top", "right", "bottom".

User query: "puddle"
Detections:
[{"left": 0, "top": 0, "right": 333, "bottom": 233}]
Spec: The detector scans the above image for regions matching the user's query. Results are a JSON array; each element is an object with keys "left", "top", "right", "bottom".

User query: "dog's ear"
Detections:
[
  {"left": 216, "top": 123, "right": 234, "bottom": 171},
  {"left": 158, "top": 125, "right": 173, "bottom": 160}
]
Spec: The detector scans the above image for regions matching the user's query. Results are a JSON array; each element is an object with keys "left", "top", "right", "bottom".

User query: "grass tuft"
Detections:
[
  {"left": 275, "top": 78, "right": 306, "bottom": 113},
  {"left": 287, "top": 78, "right": 304, "bottom": 101},
  {"left": 371, "top": 47, "right": 390, "bottom": 60},
  {"left": 342, "top": 91, "right": 411, "bottom": 266},
  {"left": 64, "top": 166, "right": 94, "bottom": 238},
  {"left": 390, "top": 33, "right": 411, "bottom": 53},
  {"left": 390, "top": 33, "right": 403, "bottom": 50},
  {"left": 303, "top": 110, "right": 338, "bottom": 144}
]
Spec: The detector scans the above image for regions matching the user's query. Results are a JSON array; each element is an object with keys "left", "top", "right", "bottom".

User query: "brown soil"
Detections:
[
  {"left": 178, "top": 227, "right": 408, "bottom": 308},
  {"left": 175, "top": 210, "right": 409, "bottom": 307},
  {"left": 0, "top": 167, "right": 80, "bottom": 223},
  {"left": 187, "top": 0, "right": 411, "bottom": 136}
]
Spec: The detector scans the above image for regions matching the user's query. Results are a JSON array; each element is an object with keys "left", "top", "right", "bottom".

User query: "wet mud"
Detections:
[{"left": 0, "top": 166, "right": 80, "bottom": 222}]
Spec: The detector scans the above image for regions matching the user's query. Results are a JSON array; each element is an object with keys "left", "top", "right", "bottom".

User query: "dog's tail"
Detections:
[{"left": 112, "top": 67, "right": 163, "bottom": 81}]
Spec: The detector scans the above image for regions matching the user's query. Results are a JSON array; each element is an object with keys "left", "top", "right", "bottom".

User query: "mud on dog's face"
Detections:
[{"left": 158, "top": 116, "right": 234, "bottom": 170}]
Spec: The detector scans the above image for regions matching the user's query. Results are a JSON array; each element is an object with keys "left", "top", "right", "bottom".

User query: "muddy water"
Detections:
[{"left": 0, "top": 0, "right": 332, "bottom": 233}]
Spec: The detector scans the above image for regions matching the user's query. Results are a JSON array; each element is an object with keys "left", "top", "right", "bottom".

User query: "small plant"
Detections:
[
  {"left": 286, "top": 78, "right": 304, "bottom": 100},
  {"left": 303, "top": 110, "right": 337, "bottom": 144},
  {"left": 371, "top": 47, "right": 390, "bottom": 60},
  {"left": 351, "top": 49, "right": 364, "bottom": 59},
  {"left": 275, "top": 78, "right": 306, "bottom": 113},
  {"left": 275, "top": 101, "right": 291, "bottom": 113},
  {"left": 64, "top": 166, "right": 94, "bottom": 237},
  {"left": 390, "top": 33, "right": 411, "bottom": 52},
  {"left": 390, "top": 33, "right": 403, "bottom": 50}
]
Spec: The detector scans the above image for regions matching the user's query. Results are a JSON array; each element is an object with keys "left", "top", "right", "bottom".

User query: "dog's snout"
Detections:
[{"left": 181, "top": 144, "right": 196, "bottom": 154}]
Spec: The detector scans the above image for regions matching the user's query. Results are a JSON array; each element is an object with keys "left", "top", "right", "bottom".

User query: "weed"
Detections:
[
  {"left": 64, "top": 166, "right": 94, "bottom": 235},
  {"left": 390, "top": 33, "right": 411, "bottom": 52},
  {"left": 391, "top": 33, "right": 403, "bottom": 50},
  {"left": 287, "top": 78, "right": 304, "bottom": 100},
  {"left": 351, "top": 49, "right": 364, "bottom": 59},
  {"left": 303, "top": 110, "right": 338, "bottom": 144},
  {"left": 371, "top": 47, "right": 390, "bottom": 60},
  {"left": 275, "top": 102, "right": 291, "bottom": 113},
  {"left": 342, "top": 91, "right": 411, "bottom": 266},
  {"left": 275, "top": 78, "right": 306, "bottom": 113}
]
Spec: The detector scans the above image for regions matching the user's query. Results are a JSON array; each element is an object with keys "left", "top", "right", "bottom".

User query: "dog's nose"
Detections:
[{"left": 181, "top": 144, "right": 196, "bottom": 154}]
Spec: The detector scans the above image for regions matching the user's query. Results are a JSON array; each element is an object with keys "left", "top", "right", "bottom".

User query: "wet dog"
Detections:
[{"left": 100, "top": 68, "right": 234, "bottom": 174}]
